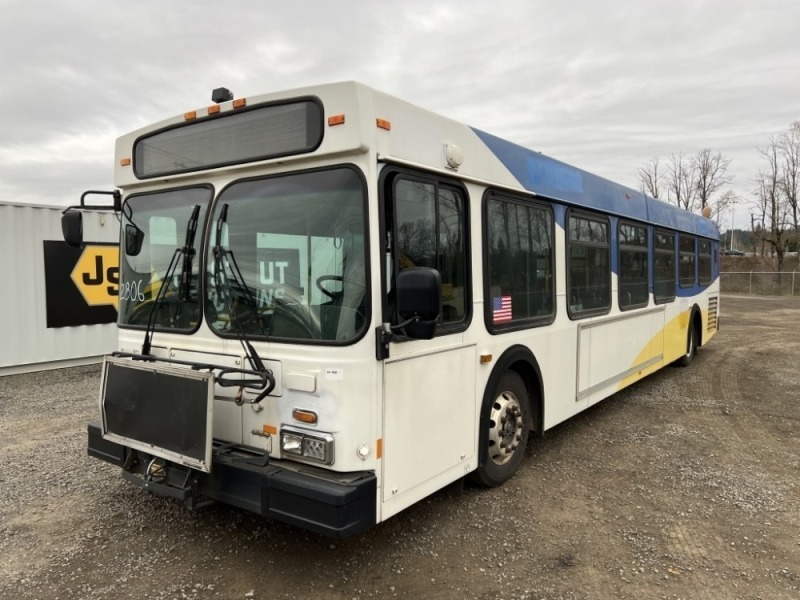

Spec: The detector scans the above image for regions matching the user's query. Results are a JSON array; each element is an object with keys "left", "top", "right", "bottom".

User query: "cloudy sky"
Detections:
[{"left": 2, "top": 0, "right": 798, "bottom": 230}]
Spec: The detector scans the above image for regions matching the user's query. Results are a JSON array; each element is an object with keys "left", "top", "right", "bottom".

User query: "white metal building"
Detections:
[{"left": 0, "top": 201, "right": 118, "bottom": 375}]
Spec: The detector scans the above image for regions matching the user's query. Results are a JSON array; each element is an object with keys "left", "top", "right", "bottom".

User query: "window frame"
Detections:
[
  {"left": 617, "top": 220, "right": 650, "bottom": 311},
  {"left": 482, "top": 190, "right": 556, "bottom": 333},
  {"left": 566, "top": 208, "right": 612, "bottom": 320}
]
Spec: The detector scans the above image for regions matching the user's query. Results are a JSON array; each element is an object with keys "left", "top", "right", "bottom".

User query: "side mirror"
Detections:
[
  {"left": 125, "top": 224, "right": 145, "bottom": 256},
  {"left": 396, "top": 267, "right": 441, "bottom": 340},
  {"left": 61, "top": 211, "right": 83, "bottom": 247}
]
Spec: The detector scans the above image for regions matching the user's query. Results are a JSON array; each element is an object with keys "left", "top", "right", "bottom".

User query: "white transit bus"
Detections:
[{"left": 64, "top": 82, "right": 719, "bottom": 537}]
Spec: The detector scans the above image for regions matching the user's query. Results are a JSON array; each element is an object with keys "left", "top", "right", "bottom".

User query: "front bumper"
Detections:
[{"left": 88, "top": 422, "right": 376, "bottom": 538}]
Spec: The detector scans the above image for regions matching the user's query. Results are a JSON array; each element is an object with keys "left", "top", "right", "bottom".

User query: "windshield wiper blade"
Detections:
[
  {"left": 141, "top": 204, "right": 200, "bottom": 356},
  {"left": 212, "top": 204, "right": 275, "bottom": 402},
  {"left": 141, "top": 247, "right": 182, "bottom": 356},
  {"left": 179, "top": 204, "right": 201, "bottom": 302}
]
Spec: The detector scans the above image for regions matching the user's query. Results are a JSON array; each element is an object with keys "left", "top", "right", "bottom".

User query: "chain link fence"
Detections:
[{"left": 720, "top": 271, "right": 800, "bottom": 295}]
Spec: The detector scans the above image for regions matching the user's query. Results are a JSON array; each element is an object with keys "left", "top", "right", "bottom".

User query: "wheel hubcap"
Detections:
[{"left": 488, "top": 391, "right": 524, "bottom": 466}]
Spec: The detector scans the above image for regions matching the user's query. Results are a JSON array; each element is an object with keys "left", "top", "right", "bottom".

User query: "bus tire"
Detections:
[
  {"left": 677, "top": 321, "right": 698, "bottom": 367},
  {"left": 470, "top": 371, "right": 530, "bottom": 487}
]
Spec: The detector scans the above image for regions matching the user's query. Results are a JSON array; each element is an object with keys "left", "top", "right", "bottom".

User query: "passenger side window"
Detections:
[
  {"left": 619, "top": 222, "right": 649, "bottom": 310},
  {"left": 679, "top": 234, "right": 696, "bottom": 287},
  {"left": 654, "top": 229, "right": 676, "bottom": 304},
  {"left": 485, "top": 194, "right": 554, "bottom": 329},
  {"left": 698, "top": 239, "right": 712, "bottom": 285},
  {"left": 568, "top": 212, "right": 610, "bottom": 318}
]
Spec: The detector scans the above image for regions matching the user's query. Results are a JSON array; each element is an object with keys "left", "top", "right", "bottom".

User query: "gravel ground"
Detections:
[{"left": 1, "top": 294, "right": 798, "bottom": 599}]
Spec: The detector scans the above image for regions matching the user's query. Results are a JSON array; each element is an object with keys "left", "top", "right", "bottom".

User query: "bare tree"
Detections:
[
  {"left": 756, "top": 137, "right": 792, "bottom": 271},
  {"left": 695, "top": 148, "right": 733, "bottom": 210},
  {"left": 713, "top": 190, "right": 738, "bottom": 228},
  {"left": 750, "top": 170, "right": 770, "bottom": 257},
  {"left": 749, "top": 211, "right": 766, "bottom": 256},
  {"left": 637, "top": 157, "right": 663, "bottom": 198},
  {"left": 779, "top": 121, "right": 800, "bottom": 248},
  {"left": 664, "top": 153, "right": 699, "bottom": 211}
]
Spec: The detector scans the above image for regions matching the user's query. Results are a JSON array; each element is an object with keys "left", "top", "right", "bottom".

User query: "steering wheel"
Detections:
[{"left": 316, "top": 275, "right": 344, "bottom": 300}]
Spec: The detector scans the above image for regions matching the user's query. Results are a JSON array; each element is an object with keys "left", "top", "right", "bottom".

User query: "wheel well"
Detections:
[
  {"left": 511, "top": 360, "right": 543, "bottom": 435},
  {"left": 691, "top": 304, "right": 703, "bottom": 347},
  {"left": 489, "top": 346, "right": 544, "bottom": 436}
]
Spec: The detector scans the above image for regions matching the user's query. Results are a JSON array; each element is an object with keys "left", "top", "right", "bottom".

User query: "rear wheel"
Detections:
[
  {"left": 470, "top": 371, "right": 530, "bottom": 487},
  {"left": 677, "top": 321, "right": 698, "bottom": 367}
]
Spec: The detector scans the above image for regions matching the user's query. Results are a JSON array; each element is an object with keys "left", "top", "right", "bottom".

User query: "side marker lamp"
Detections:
[{"left": 292, "top": 408, "right": 318, "bottom": 424}]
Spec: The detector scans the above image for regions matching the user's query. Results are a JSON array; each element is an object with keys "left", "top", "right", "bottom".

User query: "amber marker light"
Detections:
[
  {"left": 119, "top": 158, "right": 131, "bottom": 167},
  {"left": 233, "top": 98, "right": 247, "bottom": 109},
  {"left": 262, "top": 424, "right": 277, "bottom": 435},
  {"left": 292, "top": 409, "right": 318, "bottom": 424},
  {"left": 208, "top": 104, "right": 221, "bottom": 115},
  {"left": 480, "top": 354, "right": 493, "bottom": 364},
  {"left": 184, "top": 110, "right": 197, "bottom": 121},
  {"left": 376, "top": 118, "right": 391, "bottom": 131},
  {"left": 328, "top": 114, "right": 345, "bottom": 126}
]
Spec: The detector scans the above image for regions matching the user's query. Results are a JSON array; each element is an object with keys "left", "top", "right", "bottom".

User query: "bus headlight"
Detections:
[
  {"left": 280, "top": 427, "right": 334, "bottom": 465},
  {"left": 281, "top": 432, "right": 303, "bottom": 456}
]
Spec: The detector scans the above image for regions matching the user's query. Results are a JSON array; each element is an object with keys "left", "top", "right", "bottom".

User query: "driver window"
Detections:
[{"left": 392, "top": 175, "right": 468, "bottom": 327}]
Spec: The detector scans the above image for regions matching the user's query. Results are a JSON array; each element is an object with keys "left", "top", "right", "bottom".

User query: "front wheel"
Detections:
[{"left": 470, "top": 371, "right": 530, "bottom": 487}]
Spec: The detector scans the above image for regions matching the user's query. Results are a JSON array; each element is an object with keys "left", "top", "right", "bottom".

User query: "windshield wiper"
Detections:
[
  {"left": 179, "top": 204, "right": 201, "bottom": 302},
  {"left": 213, "top": 204, "right": 275, "bottom": 403},
  {"left": 141, "top": 204, "right": 200, "bottom": 356}
]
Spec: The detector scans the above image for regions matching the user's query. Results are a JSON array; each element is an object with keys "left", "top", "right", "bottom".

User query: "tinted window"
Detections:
[
  {"left": 679, "top": 235, "right": 696, "bottom": 287},
  {"left": 393, "top": 177, "right": 468, "bottom": 326},
  {"left": 654, "top": 229, "right": 676, "bottom": 303},
  {"left": 485, "top": 195, "right": 554, "bottom": 328},
  {"left": 698, "top": 239, "right": 712, "bottom": 285},
  {"left": 568, "top": 212, "right": 610, "bottom": 318},
  {"left": 619, "top": 222, "right": 649, "bottom": 310}
]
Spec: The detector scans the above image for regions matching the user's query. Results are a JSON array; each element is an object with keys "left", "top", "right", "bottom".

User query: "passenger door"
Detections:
[{"left": 379, "top": 168, "right": 477, "bottom": 519}]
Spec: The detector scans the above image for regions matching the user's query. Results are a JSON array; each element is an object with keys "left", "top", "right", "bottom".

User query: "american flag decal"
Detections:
[{"left": 492, "top": 296, "right": 512, "bottom": 323}]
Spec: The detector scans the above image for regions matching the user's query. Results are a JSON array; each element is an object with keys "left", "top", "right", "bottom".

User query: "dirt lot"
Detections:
[{"left": 1, "top": 295, "right": 798, "bottom": 599}]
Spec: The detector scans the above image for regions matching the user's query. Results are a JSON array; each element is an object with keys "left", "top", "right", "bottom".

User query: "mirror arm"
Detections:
[
  {"left": 389, "top": 315, "right": 439, "bottom": 333},
  {"left": 62, "top": 190, "right": 122, "bottom": 215}
]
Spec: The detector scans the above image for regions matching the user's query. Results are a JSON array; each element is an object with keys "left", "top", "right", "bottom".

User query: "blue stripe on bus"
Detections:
[{"left": 471, "top": 127, "right": 719, "bottom": 239}]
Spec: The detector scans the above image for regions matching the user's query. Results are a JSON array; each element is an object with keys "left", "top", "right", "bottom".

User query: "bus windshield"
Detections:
[
  {"left": 206, "top": 167, "right": 368, "bottom": 343},
  {"left": 119, "top": 187, "right": 212, "bottom": 330}
]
